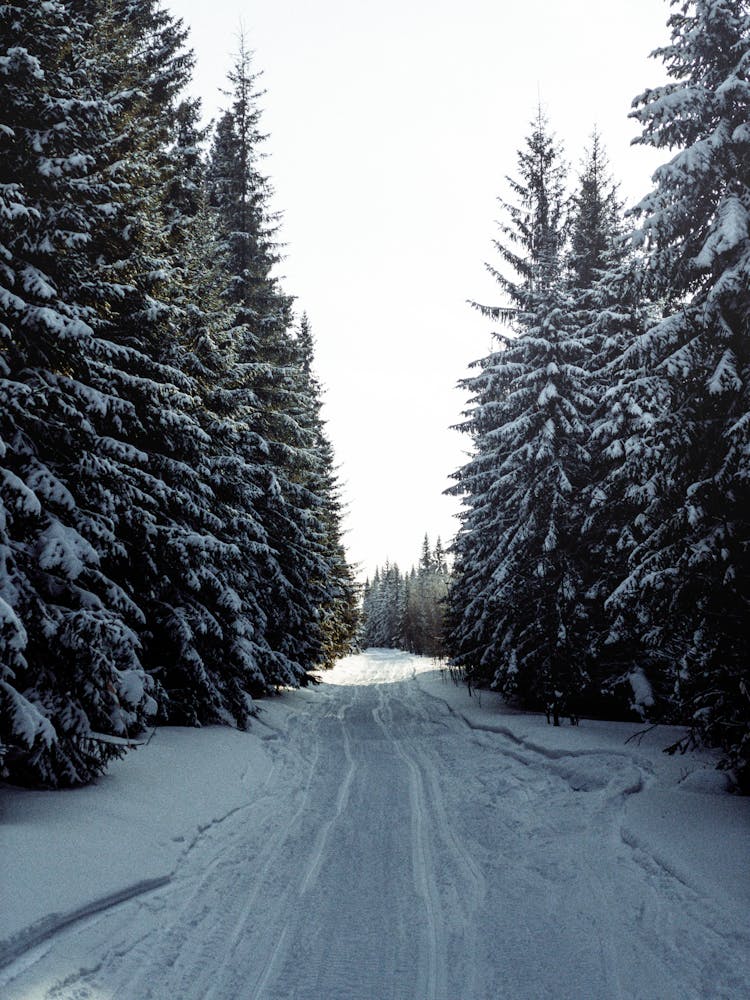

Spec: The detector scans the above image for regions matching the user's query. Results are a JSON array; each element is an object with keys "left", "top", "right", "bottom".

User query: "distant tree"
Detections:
[
  {"left": 362, "top": 564, "right": 403, "bottom": 648},
  {"left": 362, "top": 537, "right": 450, "bottom": 656}
]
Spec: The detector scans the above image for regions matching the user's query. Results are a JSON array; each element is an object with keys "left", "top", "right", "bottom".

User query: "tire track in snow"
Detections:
[
  {"left": 242, "top": 685, "right": 364, "bottom": 1000},
  {"left": 381, "top": 671, "right": 489, "bottom": 999},
  {"left": 401, "top": 723, "right": 486, "bottom": 996},
  {"left": 200, "top": 703, "right": 348, "bottom": 1000},
  {"left": 98, "top": 771, "right": 315, "bottom": 997},
  {"left": 298, "top": 699, "right": 358, "bottom": 896},
  {"left": 371, "top": 684, "right": 448, "bottom": 1000},
  {"left": 5, "top": 707, "right": 329, "bottom": 1000},
  {"left": 157, "top": 720, "right": 324, "bottom": 999}
]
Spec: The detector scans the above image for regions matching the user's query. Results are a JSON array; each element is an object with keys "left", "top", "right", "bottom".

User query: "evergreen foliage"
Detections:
[
  {"left": 613, "top": 0, "right": 750, "bottom": 787},
  {"left": 293, "top": 315, "right": 360, "bottom": 668},
  {"left": 0, "top": 7, "right": 358, "bottom": 786},
  {"left": 449, "top": 111, "right": 595, "bottom": 725},
  {"left": 361, "top": 535, "right": 450, "bottom": 657},
  {"left": 449, "top": 1, "right": 750, "bottom": 787},
  {"left": 1, "top": 0, "right": 160, "bottom": 783},
  {"left": 569, "top": 138, "right": 660, "bottom": 715},
  {"left": 3, "top": 0, "right": 748, "bottom": 792}
]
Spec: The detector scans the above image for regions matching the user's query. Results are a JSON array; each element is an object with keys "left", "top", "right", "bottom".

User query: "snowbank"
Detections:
[
  {"left": 0, "top": 695, "right": 302, "bottom": 967},
  {"left": 414, "top": 660, "right": 750, "bottom": 912}
]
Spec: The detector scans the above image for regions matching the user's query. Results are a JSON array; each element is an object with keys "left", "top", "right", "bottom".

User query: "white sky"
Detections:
[{"left": 165, "top": 0, "right": 671, "bottom": 579}]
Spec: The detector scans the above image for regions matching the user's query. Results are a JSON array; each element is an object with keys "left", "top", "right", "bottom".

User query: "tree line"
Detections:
[
  {"left": 361, "top": 535, "right": 450, "bottom": 658},
  {"left": 0, "top": 1, "right": 358, "bottom": 786},
  {"left": 447, "top": 0, "right": 749, "bottom": 790}
]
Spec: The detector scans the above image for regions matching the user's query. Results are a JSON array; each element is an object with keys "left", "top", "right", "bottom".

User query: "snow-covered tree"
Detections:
[
  {"left": 564, "top": 134, "right": 664, "bottom": 716},
  {"left": 610, "top": 0, "right": 750, "bottom": 786},
  {"left": 291, "top": 315, "right": 360, "bottom": 666},
  {"left": 568, "top": 130, "right": 626, "bottom": 294},
  {"left": 0, "top": 0, "right": 160, "bottom": 783},
  {"left": 361, "top": 537, "right": 450, "bottom": 655},
  {"left": 1, "top": 5, "right": 359, "bottom": 786},
  {"left": 402, "top": 536, "right": 450, "bottom": 658},
  {"left": 207, "top": 38, "right": 347, "bottom": 684},
  {"left": 361, "top": 562, "right": 405, "bottom": 648},
  {"left": 63, "top": 0, "right": 272, "bottom": 730},
  {"left": 449, "top": 110, "right": 595, "bottom": 724}
]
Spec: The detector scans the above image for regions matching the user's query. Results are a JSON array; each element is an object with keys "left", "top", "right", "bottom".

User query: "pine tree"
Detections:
[
  {"left": 206, "top": 38, "right": 339, "bottom": 684},
  {"left": 568, "top": 130, "right": 625, "bottom": 294},
  {"left": 449, "top": 110, "right": 594, "bottom": 724},
  {"left": 567, "top": 134, "right": 660, "bottom": 716},
  {"left": 67, "top": 0, "right": 272, "bottom": 729},
  {"left": 362, "top": 537, "right": 449, "bottom": 656},
  {"left": 360, "top": 562, "right": 403, "bottom": 648},
  {"left": 292, "top": 315, "right": 360, "bottom": 667},
  {"left": 362, "top": 539, "right": 449, "bottom": 656},
  {"left": 612, "top": 0, "right": 750, "bottom": 786},
  {"left": 361, "top": 572, "right": 379, "bottom": 647},
  {"left": 0, "top": 0, "right": 160, "bottom": 783},
  {"left": 1, "top": 4, "right": 360, "bottom": 785}
]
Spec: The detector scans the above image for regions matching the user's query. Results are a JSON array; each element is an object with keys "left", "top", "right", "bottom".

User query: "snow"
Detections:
[
  {"left": 36, "top": 521, "right": 98, "bottom": 578},
  {"left": 694, "top": 195, "right": 749, "bottom": 269},
  {"left": 0, "top": 722, "right": 278, "bottom": 966},
  {"left": 0, "top": 468, "right": 42, "bottom": 517},
  {"left": 628, "top": 666, "right": 655, "bottom": 714},
  {"left": 0, "top": 597, "right": 26, "bottom": 650},
  {"left": 0, "top": 679, "right": 54, "bottom": 750},
  {"left": 115, "top": 667, "right": 146, "bottom": 707},
  {"left": 1, "top": 650, "right": 749, "bottom": 999}
]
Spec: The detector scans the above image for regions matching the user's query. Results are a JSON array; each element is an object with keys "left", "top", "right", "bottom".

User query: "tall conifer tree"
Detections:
[
  {"left": 450, "top": 110, "right": 594, "bottom": 724},
  {"left": 568, "top": 134, "right": 659, "bottom": 714},
  {"left": 0, "top": 0, "right": 164, "bottom": 783},
  {"left": 207, "top": 39, "right": 336, "bottom": 684},
  {"left": 611, "top": 0, "right": 750, "bottom": 785}
]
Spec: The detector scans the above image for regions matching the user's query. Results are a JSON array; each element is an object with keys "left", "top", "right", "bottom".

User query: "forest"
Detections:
[
  {"left": 446, "top": 2, "right": 749, "bottom": 790},
  {"left": 2, "top": 4, "right": 749, "bottom": 997},
  {"left": 361, "top": 535, "right": 450, "bottom": 657},
  {"left": 0, "top": 0, "right": 359, "bottom": 787},
  {"left": 1, "top": 0, "right": 749, "bottom": 795}
]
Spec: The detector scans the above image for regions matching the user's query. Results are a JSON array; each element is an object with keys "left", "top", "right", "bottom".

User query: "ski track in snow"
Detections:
[{"left": 2, "top": 650, "right": 749, "bottom": 1000}]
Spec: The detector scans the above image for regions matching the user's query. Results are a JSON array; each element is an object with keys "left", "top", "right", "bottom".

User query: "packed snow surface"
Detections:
[{"left": 2, "top": 650, "right": 749, "bottom": 999}]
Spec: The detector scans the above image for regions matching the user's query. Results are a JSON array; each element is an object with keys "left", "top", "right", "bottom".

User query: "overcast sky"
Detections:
[{"left": 166, "top": 0, "right": 671, "bottom": 578}]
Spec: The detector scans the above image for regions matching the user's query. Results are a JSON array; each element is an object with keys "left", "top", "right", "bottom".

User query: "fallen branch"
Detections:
[
  {"left": 86, "top": 728, "right": 156, "bottom": 748},
  {"left": 624, "top": 724, "right": 659, "bottom": 746}
]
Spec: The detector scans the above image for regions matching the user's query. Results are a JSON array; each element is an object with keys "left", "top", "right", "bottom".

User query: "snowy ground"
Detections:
[{"left": 2, "top": 649, "right": 749, "bottom": 999}]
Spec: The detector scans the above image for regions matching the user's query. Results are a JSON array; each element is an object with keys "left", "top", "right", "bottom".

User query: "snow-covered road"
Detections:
[{"left": 3, "top": 650, "right": 749, "bottom": 999}]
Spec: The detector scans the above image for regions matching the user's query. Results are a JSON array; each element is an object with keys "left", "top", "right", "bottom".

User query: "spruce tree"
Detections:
[
  {"left": 613, "top": 0, "right": 750, "bottom": 785},
  {"left": 207, "top": 39, "right": 336, "bottom": 684},
  {"left": 67, "top": 0, "right": 268, "bottom": 729},
  {"left": 568, "top": 134, "right": 659, "bottom": 715},
  {"left": 362, "top": 538, "right": 448, "bottom": 656},
  {"left": 0, "top": 0, "right": 159, "bottom": 783},
  {"left": 568, "top": 130, "right": 625, "bottom": 294},
  {"left": 291, "top": 315, "right": 359, "bottom": 667},
  {"left": 360, "top": 562, "right": 404, "bottom": 648},
  {"left": 450, "top": 110, "right": 594, "bottom": 724}
]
